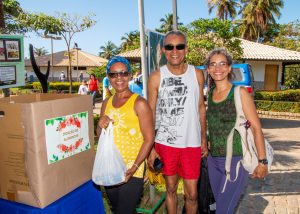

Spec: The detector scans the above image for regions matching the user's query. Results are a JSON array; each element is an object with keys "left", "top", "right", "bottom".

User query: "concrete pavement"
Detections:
[
  {"left": 236, "top": 118, "right": 300, "bottom": 214},
  {"left": 93, "top": 101, "right": 102, "bottom": 115}
]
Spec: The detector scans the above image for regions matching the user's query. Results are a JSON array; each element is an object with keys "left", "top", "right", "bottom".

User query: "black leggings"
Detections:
[{"left": 105, "top": 177, "right": 144, "bottom": 214}]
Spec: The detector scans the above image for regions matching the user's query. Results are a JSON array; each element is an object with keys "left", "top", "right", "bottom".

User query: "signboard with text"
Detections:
[
  {"left": 44, "top": 111, "right": 90, "bottom": 164},
  {"left": 0, "top": 35, "right": 25, "bottom": 89}
]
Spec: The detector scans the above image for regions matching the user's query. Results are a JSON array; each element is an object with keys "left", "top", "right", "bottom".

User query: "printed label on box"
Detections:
[{"left": 44, "top": 111, "right": 90, "bottom": 164}]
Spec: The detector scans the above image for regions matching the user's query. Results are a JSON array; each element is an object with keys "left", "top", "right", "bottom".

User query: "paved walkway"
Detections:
[
  {"left": 93, "top": 101, "right": 102, "bottom": 115},
  {"left": 236, "top": 118, "right": 300, "bottom": 214}
]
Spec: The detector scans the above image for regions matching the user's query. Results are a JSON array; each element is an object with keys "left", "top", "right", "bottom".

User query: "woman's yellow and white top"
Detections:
[{"left": 105, "top": 93, "right": 144, "bottom": 178}]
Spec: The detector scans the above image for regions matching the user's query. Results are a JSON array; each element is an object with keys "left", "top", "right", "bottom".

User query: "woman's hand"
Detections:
[
  {"left": 201, "top": 142, "right": 209, "bottom": 158},
  {"left": 147, "top": 148, "right": 159, "bottom": 170},
  {"left": 98, "top": 115, "right": 113, "bottom": 129},
  {"left": 252, "top": 164, "right": 268, "bottom": 179},
  {"left": 124, "top": 165, "right": 138, "bottom": 182}
]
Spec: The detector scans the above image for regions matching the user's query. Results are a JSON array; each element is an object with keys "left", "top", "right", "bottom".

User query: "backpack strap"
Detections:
[{"left": 222, "top": 86, "right": 243, "bottom": 193}]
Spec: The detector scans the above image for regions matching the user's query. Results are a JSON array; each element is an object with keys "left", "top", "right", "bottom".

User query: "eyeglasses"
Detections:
[
  {"left": 164, "top": 44, "right": 186, "bottom": 51},
  {"left": 108, "top": 71, "right": 130, "bottom": 78},
  {"left": 208, "top": 61, "right": 228, "bottom": 69}
]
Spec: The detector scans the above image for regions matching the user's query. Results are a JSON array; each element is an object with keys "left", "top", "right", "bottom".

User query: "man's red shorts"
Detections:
[{"left": 155, "top": 143, "right": 201, "bottom": 179}]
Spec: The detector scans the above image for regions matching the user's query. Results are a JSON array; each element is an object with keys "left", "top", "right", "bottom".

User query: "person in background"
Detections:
[
  {"left": 78, "top": 80, "right": 88, "bottom": 95},
  {"left": 102, "top": 76, "right": 114, "bottom": 100},
  {"left": 147, "top": 30, "right": 208, "bottom": 214},
  {"left": 97, "top": 56, "right": 154, "bottom": 214},
  {"left": 24, "top": 72, "right": 28, "bottom": 83},
  {"left": 205, "top": 48, "right": 268, "bottom": 213},
  {"left": 78, "top": 71, "right": 84, "bottom": 82},
  {"left": 88, "top": 73, "right": 99, "bottom": 106},
  {"left": 59, "top": 71, "right": 66, "bottom": 82}
]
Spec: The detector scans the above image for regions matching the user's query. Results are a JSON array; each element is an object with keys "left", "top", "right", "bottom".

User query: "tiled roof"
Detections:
[
  {"left": 118, "top": 48, "right": 142, "bottom": 61},
  {"left": 118, "top": 39, "right": 300, "bottom": 62},
  {"left": 240, "top": 39, "right": 300, "bottom": 61},
  {"left": 25, "top": 49, "right": 108, "bottom": 67}
]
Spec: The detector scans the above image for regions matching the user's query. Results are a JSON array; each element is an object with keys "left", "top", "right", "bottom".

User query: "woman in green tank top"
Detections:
[{"left": 205, "top": 48, "right": 268, "bottom": 214}]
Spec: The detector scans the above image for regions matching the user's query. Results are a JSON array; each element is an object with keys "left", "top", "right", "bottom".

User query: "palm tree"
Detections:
[
  {"left": 120, "top": 30, "right": 140, "bottom": 52},
  {"left": 207, "top": 0, "right": 241, "bottom": 20},
  {"left": 34, "top": 47, "right": 48, "bottom": 56},
  {"left": 99, "top": 41, "right": 118, "bottom": 59},
  {"left": 238, "top": 0, "right": 283, "bottom": 40},
  {"left": 235, "top": 12, "right": 257, "bottom": 40},
  {"left": 157, "top": 13, "right": 183, "bottom": 33}
]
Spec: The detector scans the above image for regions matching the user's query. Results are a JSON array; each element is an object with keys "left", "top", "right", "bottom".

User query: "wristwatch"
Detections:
[{"left": 258, "top": 159, "right": 268, "bottom": 165}]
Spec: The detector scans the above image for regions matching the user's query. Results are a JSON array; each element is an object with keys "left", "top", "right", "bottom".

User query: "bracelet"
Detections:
[{"left": 133, "top": 163, "right": 139, "bottom": 169}]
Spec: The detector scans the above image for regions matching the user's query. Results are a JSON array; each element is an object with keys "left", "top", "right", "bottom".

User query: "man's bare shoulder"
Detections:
[
  {"left": 149, "top": 69, "right": 160, "bottom": 79},
  {"left": 194, "top": 66, "right": 205, "bottom": 84},
  {"left": 148, "top": 69, "right": 161, "bottom": 86}
]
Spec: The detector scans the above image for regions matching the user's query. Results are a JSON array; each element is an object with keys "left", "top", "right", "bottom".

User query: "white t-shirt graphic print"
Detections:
[{"left": 155, "top": 64, "right": 202, "bottom": 148}]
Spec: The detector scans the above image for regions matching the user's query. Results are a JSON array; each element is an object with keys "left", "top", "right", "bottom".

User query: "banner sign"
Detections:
[
  {"left": 148, "top": 31, "right": 167, "bottom": 75},
  {"left": 44, "top": 111, "right": 90, "bottom": 164}
]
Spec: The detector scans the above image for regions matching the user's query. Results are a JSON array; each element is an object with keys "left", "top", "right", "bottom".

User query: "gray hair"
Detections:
[
  {"left": 205, "top": 48, "right": 235, "bottom": 87},
  {"left": 163, "top": 30, "right": 187, "bottom": 46},
  {"left": 204, "top": 48, "right": 233, "bottom": 67}
]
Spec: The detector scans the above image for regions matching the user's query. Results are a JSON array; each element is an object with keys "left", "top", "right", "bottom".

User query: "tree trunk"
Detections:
[
  {"left": 0, "top": 0, "right": 5, "bottom": 30},
  {"left": 67, "top": 47, "right": 73, "bottom": 93}
]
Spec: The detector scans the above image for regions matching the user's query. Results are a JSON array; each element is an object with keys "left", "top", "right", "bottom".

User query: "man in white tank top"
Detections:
[{"left": 147, "top": 30, "right": 208, "bottom": 214}]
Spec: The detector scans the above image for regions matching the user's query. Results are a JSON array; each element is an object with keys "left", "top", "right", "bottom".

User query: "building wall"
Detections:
[
  {"left": 244, "top": 60, "right": 282, "bottom": 90},
  {"left": 25, "top": 66, "right": 94, "bottom": 82}
]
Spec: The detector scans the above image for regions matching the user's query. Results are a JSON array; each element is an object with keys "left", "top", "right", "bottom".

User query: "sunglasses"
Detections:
[
  {"left": 108, "top": 71, "right": 130, "bottom": 78},
  {"left": 164, "top": 44, "right": 186, "bottom": 51}
]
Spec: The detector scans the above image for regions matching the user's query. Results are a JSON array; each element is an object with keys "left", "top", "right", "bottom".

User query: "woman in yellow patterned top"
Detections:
[{"left": 97, "top": 56, "right": 154, "bottom": 214}]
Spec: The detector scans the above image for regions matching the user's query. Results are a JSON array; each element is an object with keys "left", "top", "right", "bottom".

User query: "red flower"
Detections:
[
  {"left": 69, "top": 117, "right": 75, "bottom": 125},
  {"left": 75, "top": 138, "right": 83, "bottom": 148},
  {"left": 61, "top": 122, "right": 66, "bottom": 128},
  {"left": 57, "top": 144, "right": 68, "bottom": 152},
  {"left": 69, "top": 145, "right": 75, "bottom": 152}
]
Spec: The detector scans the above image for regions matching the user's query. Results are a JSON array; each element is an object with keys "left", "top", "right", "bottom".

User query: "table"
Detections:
[{"left": 0, "top": 180, "right": 105, "bottom": 214}]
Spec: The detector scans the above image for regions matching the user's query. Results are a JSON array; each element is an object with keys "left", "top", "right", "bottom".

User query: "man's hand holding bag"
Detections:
[{"left": 92, "top": 122, "right": 127, "bottom": 186}]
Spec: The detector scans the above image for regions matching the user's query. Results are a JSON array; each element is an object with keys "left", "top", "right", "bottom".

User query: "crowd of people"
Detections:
[{"left": 94, "top": 30, "right": 268, "bottom": 214}]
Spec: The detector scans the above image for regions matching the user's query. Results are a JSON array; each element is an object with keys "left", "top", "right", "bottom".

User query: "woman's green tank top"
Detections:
[{"left": 207, "top": 86, "right": 242, "bottom": 157}]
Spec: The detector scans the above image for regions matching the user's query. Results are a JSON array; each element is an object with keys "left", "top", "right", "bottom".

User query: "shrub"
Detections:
[
  {"left": 255, "top": 89, "right": 300, "bottom": 102},
  {"left": 255, "top": 100, "right": 300, "bottom": 113},
  {"left": 16, "top": 81, "right": 104, "bottom": 94},
  {"left": 284, "top": 65, "right": 300, "bottom": 89}
]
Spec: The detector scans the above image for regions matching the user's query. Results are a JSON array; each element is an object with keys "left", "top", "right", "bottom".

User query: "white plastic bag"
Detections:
[{"left": 92, "top": 122, "right": 126, "bottom": 186}]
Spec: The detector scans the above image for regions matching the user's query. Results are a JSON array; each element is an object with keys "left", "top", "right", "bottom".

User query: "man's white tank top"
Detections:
[{"left": 155, "top": 64, "right": 201, "bottom": 148}]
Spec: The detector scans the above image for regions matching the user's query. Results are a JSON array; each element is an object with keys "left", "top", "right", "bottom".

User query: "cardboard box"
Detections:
[{"left": 0, "top": 94, "right": 95, "bottom": 208}]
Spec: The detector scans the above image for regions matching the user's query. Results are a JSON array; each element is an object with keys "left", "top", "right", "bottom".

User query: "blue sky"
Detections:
[{"left": 19, "top": 0, "right": 299, "bottom": 58}]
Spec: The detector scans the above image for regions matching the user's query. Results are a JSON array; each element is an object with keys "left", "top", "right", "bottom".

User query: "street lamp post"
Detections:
[
  {"left": 74, "top": 43, "right": 81, "bottom": 81},
  {"left": 43, "top": 35, "right": 62, "bottom": 81},
  {"left": 172, "top": 0, "right": 178, "bottom": 30}
]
